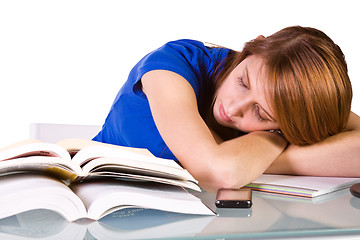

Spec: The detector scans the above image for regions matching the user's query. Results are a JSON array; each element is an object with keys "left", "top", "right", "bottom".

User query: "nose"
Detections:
[{"left": 227, "top": 97, "right": 252, "bottom": 118}]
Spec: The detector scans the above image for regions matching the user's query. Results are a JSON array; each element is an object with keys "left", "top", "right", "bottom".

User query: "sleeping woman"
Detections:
[{"left": 93, "top": 26, "right": 360, "bottom": 191}]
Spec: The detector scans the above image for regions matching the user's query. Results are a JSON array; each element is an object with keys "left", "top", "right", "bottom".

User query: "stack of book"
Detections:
[{"left": 0, "top": 139, "right": 214, "bottom": 221}]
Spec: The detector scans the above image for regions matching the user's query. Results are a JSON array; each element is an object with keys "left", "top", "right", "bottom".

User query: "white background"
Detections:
[{"left": 0, "top": 0, "right": 359, "bottom": 148}]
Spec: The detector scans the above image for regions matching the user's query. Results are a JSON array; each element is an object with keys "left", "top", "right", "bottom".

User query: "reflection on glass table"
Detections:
[{"left": 1, "top": 188, "right": 360, "bottom": 239}]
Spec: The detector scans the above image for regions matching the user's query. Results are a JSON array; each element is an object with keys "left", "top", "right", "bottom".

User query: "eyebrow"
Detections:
[{"left": 245, "top": 66, "right": 276, "bottom": 122}]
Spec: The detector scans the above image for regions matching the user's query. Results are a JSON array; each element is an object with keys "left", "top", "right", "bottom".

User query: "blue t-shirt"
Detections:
[{"left": 93, "top": 39, "right": 230, "bottom": 160}]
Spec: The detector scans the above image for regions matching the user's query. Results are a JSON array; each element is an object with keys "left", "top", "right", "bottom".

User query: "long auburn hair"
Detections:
[{"left": 213, "top": 26, "right": 352, "bottom": 145}]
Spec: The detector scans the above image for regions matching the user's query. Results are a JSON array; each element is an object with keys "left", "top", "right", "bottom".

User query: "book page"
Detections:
[
  {"left": 248, "top": 174, "right": 360, "bottom": 197},
  {"left": 0, "top": 174, "right": 87, "bottom": 221},
  {"left": 70, "top": 144, "right": 179, "bottom": 169},
  {"left": 57, "top": 138, "right": 152, "bottom": 157},
  {"left": 0, "top": 156, "right": 83, "bottom": 181},
  {"left": 81, "top": 157, "right": 196, "bottom": 182},
  {"left": 0, "top": 141, "right": 71, "bottom": 161},
  {"left": 84, "top": 172, "right": 200, "bottom": 191},
  {"left": 71, "top": 180, "right": 214, "bottom": 220},
  {"left": 252, "top": 174, "right": 360, "bottom": 191}
]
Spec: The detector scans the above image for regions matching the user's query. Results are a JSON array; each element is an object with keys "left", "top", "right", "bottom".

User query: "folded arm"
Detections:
[
  {"left": 266, "top": 111, "right": 360, "bottom": 177},
  {"left": 141, "top": 70, "right": 287, "bottom": 192}
]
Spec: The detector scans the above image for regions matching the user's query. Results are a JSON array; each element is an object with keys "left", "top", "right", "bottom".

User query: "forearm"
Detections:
[
  {"left": 198, "top": 131, "right": 287, "bottom": 191},
  {"left": 266, "top": 112, "right": 360, "bottom": 177}
]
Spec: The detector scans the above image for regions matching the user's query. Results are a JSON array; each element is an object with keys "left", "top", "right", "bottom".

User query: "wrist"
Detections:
[{"left": 250, "top": 131, "right": 288, "bottom": 149}]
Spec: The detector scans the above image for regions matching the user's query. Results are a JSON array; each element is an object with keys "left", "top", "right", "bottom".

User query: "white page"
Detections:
[
  {"left": 0, "top": 174, "right": 87, "bottom": 221},
  {"left": 253, "top": 174, "right": 360, "bottom": 191},
  {"left": 72, "top": 145, "right": 180, "bottom": 168},
  {"left": 71, "top": 180, "right": 214, "bottom": 220}
]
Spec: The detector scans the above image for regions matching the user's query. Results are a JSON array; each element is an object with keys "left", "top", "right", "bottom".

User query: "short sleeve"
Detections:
[
  {"left": 93, "top": 39, "right": 229, "bottom": 160},
  {"left": 129, "top": 39, "right": 224, "bottom": 98}
]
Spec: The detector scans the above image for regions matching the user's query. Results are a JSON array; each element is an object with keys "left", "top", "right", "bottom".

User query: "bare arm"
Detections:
[
  {"left": 266, "top": 112, "right": 360, "bottom": 177},
  {"left": 141, "top": 70, "right": 287, "bottom": 192}
]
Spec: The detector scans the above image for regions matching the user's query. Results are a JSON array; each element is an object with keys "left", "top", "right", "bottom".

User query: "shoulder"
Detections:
[
  {"left": 143, "top": 39, "right": 229, "bottom": 61},
  {"left": 160, "top": 39, "right": 229, "bottom": 61},
  {"left": 128, "top": 39, "right": 230, "bottom": 97},
  {"left": 137, "top": 39, "right": 230, "bottom": 78}
]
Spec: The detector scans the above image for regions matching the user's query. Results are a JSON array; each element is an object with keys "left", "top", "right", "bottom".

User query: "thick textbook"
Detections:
[
  {"left": 0, "top": 138, "right": 199, "bottom": 191},
  {"left": 246, "top": 174, "right": 360, "bottom": 198},
  {"left": 0, "top": 139, "right": 214, "bottom": 221},
  {"left": 0, "top": 174, "right": 214, "bottom": 221}
]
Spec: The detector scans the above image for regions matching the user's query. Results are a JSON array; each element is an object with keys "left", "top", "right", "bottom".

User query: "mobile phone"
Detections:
[{"left": 215, "top": 188, "right": 252, "bottom": 208}]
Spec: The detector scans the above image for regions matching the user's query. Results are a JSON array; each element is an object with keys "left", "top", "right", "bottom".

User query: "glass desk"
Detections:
[{"left": 1, "top": 188, "right": 360, "bottom": 239}]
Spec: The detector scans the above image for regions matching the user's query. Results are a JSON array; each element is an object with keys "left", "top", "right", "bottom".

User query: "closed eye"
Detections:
[
  {"left": 238, "top": 77, "right": 248, "bottom": 89},
  {"left": 254, "top": 105, "right": 266, "bottom": 122}
]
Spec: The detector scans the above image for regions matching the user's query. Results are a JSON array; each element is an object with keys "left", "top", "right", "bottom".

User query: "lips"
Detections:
[{"left": 219, "top": 104, "right": 233, "bottom": 123}]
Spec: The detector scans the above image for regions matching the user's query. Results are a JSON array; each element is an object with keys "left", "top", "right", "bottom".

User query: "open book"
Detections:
[
  {"left": 0, "top": 138, "right": 199, "bottom": 191},
  {"left": 0, "top": 139, "right": 214, "bottom": 221},
  {"left": 0, "top": 174, "right": 214, "bottom": 222},
  {"left": 245, "top": 174, "right": 360, "bottom": 198}
]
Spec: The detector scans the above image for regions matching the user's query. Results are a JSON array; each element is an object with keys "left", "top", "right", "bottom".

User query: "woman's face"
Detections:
[{"left": 213, "top": 55, "right": 279, "bottom": 132}]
